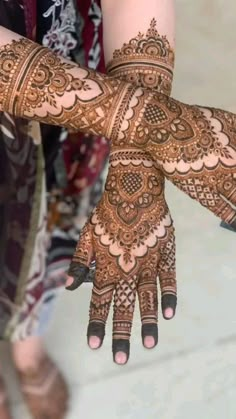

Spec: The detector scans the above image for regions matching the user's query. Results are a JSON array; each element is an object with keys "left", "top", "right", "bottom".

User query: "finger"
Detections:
[
  {"left": 137, "top": 262, "right": 158, "bottom": 349},
  {"left": 67, "top": 259, "right": 96, "bottom": 287},
  {"left": 66, "top": 221, "right": 94, "bottom": 290},
  {"left": 220, "top": 220, "right": 236, "bottom": 232},
  {"left": 158, "top": 226, "right": 177, "bottom": 320},
  {"left": 112, "top": 277, "right": 137, "bottom": 365},
  {"left": 85, "top": 260, "right": 96, "bottom": 282},
  {"left": 87, "top": 284, "right": 114, "bottom": 349},
  {"left": 217, "top": 177, "right": 236, "bottom": 228},
  {"left": 87, "top": 255, "right": 115, "bottom": 349},
  {"left": 65, "top": 263, "right": 90, "bottom": 290},
  {"left": 213, "top": 195, "right": 236, "bottom": 226},
  {"left": 173, "top": 178, "right": 236, "bottom": 227}
]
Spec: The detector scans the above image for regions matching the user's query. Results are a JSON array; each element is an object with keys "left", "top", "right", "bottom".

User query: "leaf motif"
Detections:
[{"left": 178, "top": 124, "right": 187, "bottom": 131}]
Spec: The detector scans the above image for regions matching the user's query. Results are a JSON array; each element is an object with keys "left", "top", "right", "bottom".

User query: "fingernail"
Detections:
[
  {"left": 164, "top": 308, "right": 174, "bottom": 319},
  {"left": 144, "top": 336, "right": 155, "bottom": 349},
  {"left": 66, "top": 262, "right": 89, "bottom": 290},
  {"left": 112, "top": 339, "right": 130, "bottom": 364},
  {"left": 141, "top": 324, "right": 158, "bottom": 348},
  {"left": 161, "top": 294, "right": 177, "bottom": 318},
  {"left": 65, "top": 276, "right": 74, "bottom": 288},
  {"left": 114, "top": 352, "right": 127, "bottom": 365},
  {"left": 87, "top": 322, "right": 105, "bottom": 346},
  {"left": 89, "top": 336, "right": 101, "bottom": 349}
]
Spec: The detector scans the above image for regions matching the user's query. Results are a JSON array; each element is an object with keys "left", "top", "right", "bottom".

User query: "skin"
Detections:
[
  {"left": 0, "top": 22, "right": 235, "bottom": 365},
  {"left": 67, "top": 7, "right": 178, "bottom": 364}
]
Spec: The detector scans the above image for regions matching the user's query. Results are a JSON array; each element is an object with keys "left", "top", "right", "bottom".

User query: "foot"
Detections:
[{"left": 17, "top": 355, "right": 68, "bottom": 419}]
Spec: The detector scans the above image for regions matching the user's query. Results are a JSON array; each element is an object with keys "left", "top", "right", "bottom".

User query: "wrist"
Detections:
[
  {"left": 110, "top": 86, "right": 153, "bottom": 153},
  {"left": 0, "top": 35, "right": 138, "bottom": 144}
]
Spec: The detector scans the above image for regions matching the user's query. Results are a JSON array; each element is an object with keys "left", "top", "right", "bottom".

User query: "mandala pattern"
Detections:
[{"left": 107, "top": 19, "right": 174, "bottom": 96}]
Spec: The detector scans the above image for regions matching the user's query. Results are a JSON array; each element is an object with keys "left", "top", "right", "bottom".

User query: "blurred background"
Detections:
[{"left": 1, "top": 0, "right": 236, "bottom": 417}]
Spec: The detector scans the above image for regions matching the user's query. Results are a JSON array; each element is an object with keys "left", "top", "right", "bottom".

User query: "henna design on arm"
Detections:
[
  {"left": 0, "top": 34, "right": 136, "bottom": 139},
  {"left": 0, "top": 27, "right": 235, "bottom": 365},
  {"left": 107, "top": 19, "right": 175, "bottom": 96}
]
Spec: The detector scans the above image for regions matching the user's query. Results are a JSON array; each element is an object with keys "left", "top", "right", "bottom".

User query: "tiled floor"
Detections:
[{"left": 2, "top": 1, "right": 236, "bottom": 418}]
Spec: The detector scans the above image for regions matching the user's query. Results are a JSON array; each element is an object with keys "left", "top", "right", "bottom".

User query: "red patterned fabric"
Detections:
[
  {"left": 77, "top": 0, "right": 105, "bottom": 72},
  {"left": 0, "top": 0, "right": 108, "bottom": 340},
  {"left": 22, "top": 0, "right": 37, "bottom": 40},
  {"left": 63, "top": 133, "right": 108, "bottom": 196},
  {"left": 62, "top": 0, "right": 109, "bottom": 195}
]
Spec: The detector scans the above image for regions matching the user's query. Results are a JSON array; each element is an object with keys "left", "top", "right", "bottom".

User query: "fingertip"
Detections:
[
  {"left": 161, "top": 294, "right": 177, "bottom": 319},
  {"left": 65, "top": 278, "right": 78, "bottom": 291},
  {"left": 114, "top": 352, "right": 128, "bottom": 365},
  {"left": 112, "top": 340, "right": 130, "bottom": 365},
  {"left": 87, "top": 322, "right": 105, "bottom": 347},
  {"left": 163, "top": 307, "right": 174, "bottom": 320},
  {"left": 65, "top": 275, "right": 74, "bottom": 288},
  {"left": 66, "top": 262, "right": 90, "bottom": 290},
  {"left": 141, "top": 324, "right": 158, "bottom": 348},
  {"left": 143, "top": 336, "right": 156, "bottom": 349},
  {"left": 88, "top": 336, "right": 102, "bottom": 349}
]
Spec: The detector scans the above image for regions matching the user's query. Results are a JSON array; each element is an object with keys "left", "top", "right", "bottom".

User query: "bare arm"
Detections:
[{"left": 101, "top": 0, "right": 175, "bottom": 64}]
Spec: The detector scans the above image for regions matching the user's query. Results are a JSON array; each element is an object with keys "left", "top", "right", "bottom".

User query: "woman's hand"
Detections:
[
  {"left": 66, "top": 16, "right": 178, "bottom": 365},
  {"left": 119, "top": 92, "right": 236, "bottom": 225},
  {"left": 66, "top": 150, "right": 177, "bottom": 364}
]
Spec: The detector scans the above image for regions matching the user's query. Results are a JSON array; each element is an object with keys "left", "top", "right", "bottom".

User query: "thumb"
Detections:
[
  {"left": 66, "top": 221, "right": 94, "bottom": 291},
  {"left": 158, "top": 227, "right": 177, "bottom": 320}
]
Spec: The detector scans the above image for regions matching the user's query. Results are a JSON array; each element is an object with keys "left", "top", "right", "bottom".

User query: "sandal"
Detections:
[
  {"left": 0, "top": 377, "right": 12, "bottom": 419},
  {"left": 17, "top": 356, "right": 69, "bottom": 419}
]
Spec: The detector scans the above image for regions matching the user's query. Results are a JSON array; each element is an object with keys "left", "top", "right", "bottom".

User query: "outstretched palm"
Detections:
[{"left": 67, "top": 151, "right": 176, "bottom": 363}]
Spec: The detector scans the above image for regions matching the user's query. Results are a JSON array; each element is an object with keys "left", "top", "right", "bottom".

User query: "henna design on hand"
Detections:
[
  {"left": 68, "top": 20, "right": 236, "bottom": 363},
  {"left": 1, "top": 34, "right": 235, "bottom": 225},
  {"left": 114, "top": 91, "right": 236, "bottom": 225},
  {"left": 70, "top": 153, "right": 176, "bottom": 362},
  {"left": 68, "top": 20, "right": 177, "bottom": 363},
  {"left": 0, "top": 28, "right": 235, "bottom": 364}
]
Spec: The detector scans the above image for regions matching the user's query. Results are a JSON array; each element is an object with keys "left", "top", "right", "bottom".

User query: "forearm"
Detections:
[
  {"left": 101, "top": 0, "right": 175, "bottom": 64},
  {"left": 0, "top": 26, "right": 136, "bottom": 140},
  {"left": 101, "top": 0, "right": 175, "bottom": 96}
]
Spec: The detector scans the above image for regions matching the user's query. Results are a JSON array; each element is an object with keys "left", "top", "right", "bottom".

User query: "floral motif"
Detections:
[{"left": 42, "top": 0, "right": 77, "bottom": 58}]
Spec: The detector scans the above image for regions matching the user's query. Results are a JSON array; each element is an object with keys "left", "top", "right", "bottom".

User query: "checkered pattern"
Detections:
[
  {"left": 174, "top": 179, "right": 218, "bottom": 207},
  {"left": 114, "top": 279, "right": 137, "bottom": 310},
  {"left": 144, "top": 103, "right": 168, "bottom": 124},
  {"left": 121, "top": 173, "right": 142, "bottom": 195}
]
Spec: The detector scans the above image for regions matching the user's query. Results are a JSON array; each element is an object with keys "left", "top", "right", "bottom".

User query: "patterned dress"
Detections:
[{"left": 0, "top": 0, "right": 108, "bottom": 340}]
